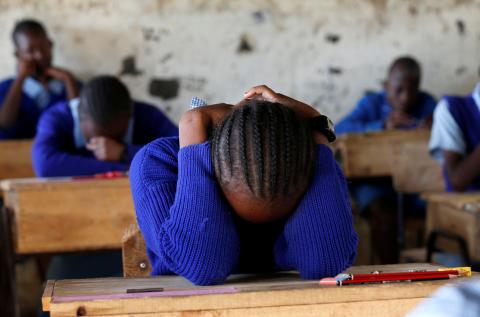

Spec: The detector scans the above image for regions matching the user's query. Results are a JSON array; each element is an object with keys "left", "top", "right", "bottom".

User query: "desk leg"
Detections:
[
  {"left": 0, "top": 204, "right": 18, "bottom": 317},
  {"left": 397, "top": 193, "right": 405, "bottom": 250}
]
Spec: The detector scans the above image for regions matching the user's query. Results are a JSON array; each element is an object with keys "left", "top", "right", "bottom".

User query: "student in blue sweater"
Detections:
[
  {"left": 0, "top": 19, "right": 80, "bottom": 139},
  {"left": 33, "top": 75, "right": 178, "bottom": 177},
  {"left": 130, "top": 85, "right": 358, "bottom": 285},
  {"left": 429, "top": 83, "right": 480, "bottom": 192},
  {"left": 336, "top": 56, "right": 437, "bottom": 134}
]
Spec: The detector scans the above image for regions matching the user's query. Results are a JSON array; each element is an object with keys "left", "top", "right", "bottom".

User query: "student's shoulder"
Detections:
[
  {"left": 419, "top": 91, "right": 437, "bottom": 105},
  {"left": 131, "top": 136, "right": 180, "bottom": 183},
  {"left": 0, "top": 77, "right": 16, "bottom": 94},
  {"left": 133, "top": 101, "right": 166, "bottom": 115},
  {"left": 38, "top": 101, "right": 73, "bottom": 128},
  {"left": 357, "top": 91, "right": 385, "bottom": 108}
]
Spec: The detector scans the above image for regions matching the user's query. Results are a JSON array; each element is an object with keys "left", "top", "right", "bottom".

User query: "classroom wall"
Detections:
[{"left": 0, "top": 0, "right": 479, "bottom": 122}]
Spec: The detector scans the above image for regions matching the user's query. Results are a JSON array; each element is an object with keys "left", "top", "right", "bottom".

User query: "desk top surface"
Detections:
[
  {"left": 423, "top": 192, "right": 480, "bottom": 211},
  {"left": 44, "top": 263, "right": 469, "bottom": 315},
  {"left": 0, "top": 176, "right": 130, "bottom": 191}
]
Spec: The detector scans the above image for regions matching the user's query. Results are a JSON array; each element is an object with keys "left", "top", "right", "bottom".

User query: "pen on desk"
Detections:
[{"left": 126, "top": 287, "right": 164, "bottom": 294}]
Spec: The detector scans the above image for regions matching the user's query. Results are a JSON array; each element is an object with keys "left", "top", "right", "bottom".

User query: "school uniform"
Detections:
[
  {"left": 130, "top": 137, "right": 358, "bottom": 285},
  {"left": 429, "top": 83, "right": 480, "bottom": 191},
  {"left": 336, "top": 90, "right": 437, "bottom": 212},
  {"left": 32, "top": 98, "right": 178, "bottom": 177},
  {"left": 0, "top": 77, "right": 69, "bottom": 139},
  {"left": 336, "top": 91, "right": 437, "bottom": 134}
]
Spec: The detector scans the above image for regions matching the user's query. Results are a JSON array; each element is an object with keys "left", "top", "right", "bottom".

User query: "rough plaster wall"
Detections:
[{"left": 0, "top": 0, "right": 479, "bottom": 123}]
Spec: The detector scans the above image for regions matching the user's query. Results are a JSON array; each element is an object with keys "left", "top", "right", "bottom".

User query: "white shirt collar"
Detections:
[
  {"left": 472, "top": 83, "right": 480, "bottom": 111},
  {"left": 23, "top": 77, "right": 64, "bottom": 109}
]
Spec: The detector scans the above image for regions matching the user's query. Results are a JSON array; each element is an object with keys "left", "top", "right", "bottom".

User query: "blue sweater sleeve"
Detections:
[
  {"left": 336, "top": 95, "right": 384, "bottom": 134},
  {"left": 32, "top": 106, "right": 128, "bottom": 177},
  {"left": 130, "top": 138, "right": 240, "bottom": 285},
  {"left": 274, "top": 145, "right": 358, "bottom": 279}
]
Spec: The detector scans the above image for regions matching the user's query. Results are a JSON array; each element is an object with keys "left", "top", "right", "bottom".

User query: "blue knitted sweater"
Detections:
[{"left": 130, "top": 137, "right": 358, "bottom": 285}]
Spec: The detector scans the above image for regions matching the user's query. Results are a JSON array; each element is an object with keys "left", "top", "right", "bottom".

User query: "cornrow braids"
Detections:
[{"left": 212, "top": 100, "right": 316, "bottom": 200}]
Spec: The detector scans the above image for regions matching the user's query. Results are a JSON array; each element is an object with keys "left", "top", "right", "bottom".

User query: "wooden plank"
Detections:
[
  {"left": 423, "top": 192, "right": 480, "bottom": 212},
  {"left": 42, "top": 280, "right": 55, "bottom": 312},
  {"left": 44, "top": 264, "right": 463, "bottom": 317},
  {"left": 333, "top": 130, "right": 431, "bottom": 178},
  {"left": 1, "top": 177, "right": 135, "bottom": 254},
  {"left": 78, "top": 298, "right": 426, "bottom": 317},
  {"left": 122, "top": 224, "right": 151, "bottom": 277},
  {"left": 0, "top": 140, "right": 35, "bottom": 180},
  {"left": 391, "top": 142, "right": 444, "bottom": 193}
]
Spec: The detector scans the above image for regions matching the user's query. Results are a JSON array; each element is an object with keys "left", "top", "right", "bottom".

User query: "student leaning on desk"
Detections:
[{"left": 130, "top": 85, "right": 358, "bottom": 286}]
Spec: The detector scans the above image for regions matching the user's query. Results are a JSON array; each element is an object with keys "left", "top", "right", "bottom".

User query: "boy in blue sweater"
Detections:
[
  {"left": 336, "top": 56, "right": 436, "bottom": 134},
  {"left": 0, "top": 19, "right": 79, "bottom": 139},
  {"left": 33, "top": 75, "right": 178, "bottom": 177},
  {"left": 429, "top": 83, "right": 480, "bottom": 192},
  {"left": 130, "top": 85, "right": 358, "bottom": 285},
  {"left": 336, "top": 57, "right": 436, "bottom": 264}
]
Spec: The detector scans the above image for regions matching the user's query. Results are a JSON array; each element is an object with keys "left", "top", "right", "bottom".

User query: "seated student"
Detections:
[
  {"left": 429, "top": 83, "right": 480, "bottom": 192},
  {"left": 335, "top": 56, "right": 436, "bottom": 264},
  {"left": 336, "top": 56, "right": 436, "bottom": 133},
  {"left": 33, "top": 75, "right": 178, "bottom": 177},
  {"left": 130, "top": 85, "right": 358, "bottom": 285},
  {"left": 0, "top": 19, "right": 79, "bottom": 139}
]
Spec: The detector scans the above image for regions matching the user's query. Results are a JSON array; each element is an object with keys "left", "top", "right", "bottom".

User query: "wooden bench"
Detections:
[
  {"left": 0, "top": 140, "right": 35, "bottom": 180},
  {"left": 422, "top": 192, "right": 480, "bottom": 263},
  {"left": 0, "top": 176, "right": 135, "bottom": 317},
  {"left": 42, "top": 263, "right": 468, "bottom": 317}
]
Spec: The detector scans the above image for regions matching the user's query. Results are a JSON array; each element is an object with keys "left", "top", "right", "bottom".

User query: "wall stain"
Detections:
[
  {"left": 237, "top": 34, "right": 254, "bottom": 53},
  {"left": 328, "top": 67, "right": 343, "bottom": 75},
  {"left": 456, "top": 19, "right": 465, "bottom": 35},
  {"left": 325, "top": 33, "right": 341, "bottom": 44},
  {"left": 148, "top": 78, "right": 180, "bottom": 100},
  {"left": 120, "top": 56, "right": 142, "bottom": 76},
  {"left": 455, "top": 66, "right": 467, "bottom": 76},
  {"left": 160, "top": 53, "right": 173, "bottom": 64},
  {"left": 252, "top": 10, "right": 265, "bottom": 24}
]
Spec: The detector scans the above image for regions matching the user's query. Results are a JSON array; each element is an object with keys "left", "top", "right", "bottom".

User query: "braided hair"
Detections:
[
  {"left": 78, "top": 76, "right": 132, "bottom": 126},
  {"left": 212, "top": 100, "right": 316, "bottom": 200}
]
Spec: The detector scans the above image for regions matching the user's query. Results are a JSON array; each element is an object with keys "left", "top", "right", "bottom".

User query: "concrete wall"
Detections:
[{"left": 0, "top": 0, "right": 479, "bottom": 122}]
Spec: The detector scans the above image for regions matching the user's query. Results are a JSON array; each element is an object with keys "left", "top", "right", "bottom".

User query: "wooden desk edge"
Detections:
[{"left": 42, "top": 280, "right": 55, "bottom": 312}]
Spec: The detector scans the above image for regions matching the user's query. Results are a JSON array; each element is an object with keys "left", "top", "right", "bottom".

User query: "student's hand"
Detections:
[
  {"left": 17, "top": 56, "right": 37, "bottom": 79},
  {"left": 384, "top": 112, "right": 416, "bottom": 130},
  {"left": 243, "top": 85, "right": 320, "bottom": 118},
  {"left": 179, "top": 103, "right": 233, "bottom": 148},
  {"left": 86, "top": 136, "right": 126, "bottom": 162},
  {"left": 417, "top": 115, "right": 433, "bottom": 130},
  {"left": 242, "top": 85, "right": 328, "bottom": 144},
  {"left": 45, "top": 66, "right": 75, "bottom": 83},
  {"left": 45, "top": 66, "right": 79, "bottom": 99}
]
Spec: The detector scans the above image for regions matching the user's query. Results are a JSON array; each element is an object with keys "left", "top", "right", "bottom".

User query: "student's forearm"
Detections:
[
  {"left": 63, "top": 75, "right": 79, "bottom": 100},
  {"left": 0, "top": 76, "right": 26, "bottom": 127},
  {"left": 447, "top": 146, "right": 480, "bottom": 191}
]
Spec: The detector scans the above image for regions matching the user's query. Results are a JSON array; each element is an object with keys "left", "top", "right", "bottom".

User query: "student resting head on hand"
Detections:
[
  {"left": 130, "top": 85, "right": 358, "bottom": 285},
  {"left": 32, "top": 75, "right": 178, "bottom": 177},
  {"left": 0, "top": 19, "right": 80, "bottom": 139}
]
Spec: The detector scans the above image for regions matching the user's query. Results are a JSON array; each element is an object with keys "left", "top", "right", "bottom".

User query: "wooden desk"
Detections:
[
  {"left": 0, "top": 140, "right": 34, "bottom": 180},
  {"left": 0, "top": 176, "right": 135, "bottom": 317},
  {"left": 423, "top": 192, "right": 480, "bottom": 261},
  {"left": 43, "top": 263, "right": 466, "bottom": 317},
  {"left": 334, "top": 130, "right": 432, "bottom": 179},
  {"left": 1, "top": 177, "right": 135, "bottom": 254}
]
